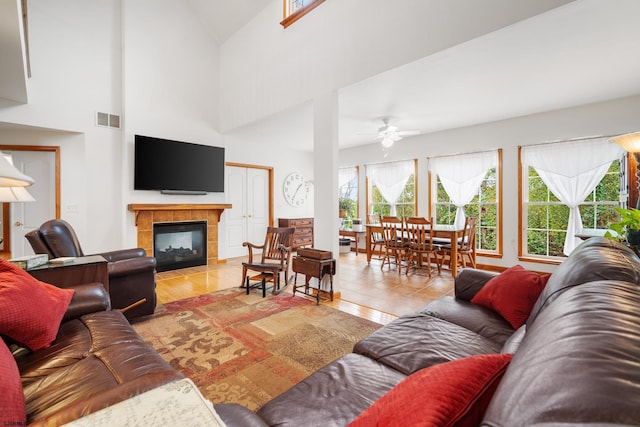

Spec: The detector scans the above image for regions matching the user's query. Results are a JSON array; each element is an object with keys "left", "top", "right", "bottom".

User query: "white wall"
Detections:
[
  {"left": 0, "top": 0, "right": 123, "bottom": 253},
  {"left": 340, "top": 95, "right": 640, "bottom": 273},
  {"left": 219, "top": 0, "right": 572, "bottom": 132},
  {"left": 121, "top": 0, "right": 224, "bottom": 248}
]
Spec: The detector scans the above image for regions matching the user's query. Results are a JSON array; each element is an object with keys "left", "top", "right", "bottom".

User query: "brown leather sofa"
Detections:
[
  {"left": 214, "top": 237, "right": 640, "bottom": 426},
  {"left": 25, "top": 219, "right": 157, "bottom": 320},
  {"left": 14, "top": 281, "right": 184, "bottom": 426}
]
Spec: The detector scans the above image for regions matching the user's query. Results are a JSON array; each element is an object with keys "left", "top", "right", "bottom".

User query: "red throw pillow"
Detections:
[
  {"left": 0, "top": 259, "right": 74, "bottom": 351},
  {"left": 0, "top": 338, "right": 26, "bottom": 426},
  {"left": 471, "top": 265, "right": 550, "bottom": 329},
  {"left": 349, "top": 354, "right": 512, "bottom": 427}
]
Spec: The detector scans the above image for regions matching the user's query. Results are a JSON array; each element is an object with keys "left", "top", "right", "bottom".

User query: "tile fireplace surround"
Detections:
[{"left": 128, "top": 204, "right": 232, "bottom": 267}]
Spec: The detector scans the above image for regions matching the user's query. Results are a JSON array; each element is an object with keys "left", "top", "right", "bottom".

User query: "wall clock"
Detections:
[{"left": 283, "top": 172, "right": 311, "bottom": 207}]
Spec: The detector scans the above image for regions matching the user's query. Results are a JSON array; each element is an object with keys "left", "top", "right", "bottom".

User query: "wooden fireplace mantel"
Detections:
[
  {"left": 128, "top": 204, "right": 232, "bottom": 225},
  {"left": 128, "top": 203, "right": 232, "bottom": 266}
]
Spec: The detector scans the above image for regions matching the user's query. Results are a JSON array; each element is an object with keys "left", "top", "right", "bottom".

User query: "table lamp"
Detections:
[
  {"left": 0, "top": 153, "right": 34, "bottom": 187},
  {"left": 610, "top": 132, "right": 640, "bottom": 209}
]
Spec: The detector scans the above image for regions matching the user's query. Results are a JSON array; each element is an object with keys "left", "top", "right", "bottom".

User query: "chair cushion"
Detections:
[
  {"left": 0, "top": 338, "right": 26, "bottom": 427},
  {"left": 348, "top": 353, "right": 512, "bottom": 427},
  {"left": 0, "top": 259, "right": 74, "bottom": 351},
  {"left": 471, "top": 265, "right": 549, "bottom": 329}
]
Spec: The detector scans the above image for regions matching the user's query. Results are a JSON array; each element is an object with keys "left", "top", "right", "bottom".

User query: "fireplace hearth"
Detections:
[{"left": 153, "top": 221, "right": 207, "bottom": 272}]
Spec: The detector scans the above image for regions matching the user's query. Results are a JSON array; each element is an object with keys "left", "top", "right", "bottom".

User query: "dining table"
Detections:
[{"left": 365, "top": 223, "right": 471, "bottom": 277}]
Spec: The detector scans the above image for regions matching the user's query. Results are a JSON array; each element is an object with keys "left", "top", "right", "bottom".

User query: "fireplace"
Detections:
[{"left": 153, "top": 221, "right": 207, "bottom": 272}]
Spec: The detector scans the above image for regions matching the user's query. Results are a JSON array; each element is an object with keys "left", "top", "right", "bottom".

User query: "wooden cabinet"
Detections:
[{"left": 278, "top": 217, "right": 314, "bottom": 249}]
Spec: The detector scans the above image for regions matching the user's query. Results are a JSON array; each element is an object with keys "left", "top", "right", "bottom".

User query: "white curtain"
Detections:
[
  {"left": 366, "top": 160, "right": 414, "bottom": 216},
  {"left": 339, "top": 167, "right": 357, "bottom": 200},
  {"left": 429, "top": 151, "right": 498, "bottom": 229},
  {"left": 521, "top": 138, "right": 625, "bottom": 255}
]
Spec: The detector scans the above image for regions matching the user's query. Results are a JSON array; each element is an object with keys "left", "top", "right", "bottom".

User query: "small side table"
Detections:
[
  {"left": 27, "top": 255, "right": 109, "bottom": 292},
  {"left": 292, "top": 255, "right": 336, "bottom": 305}
]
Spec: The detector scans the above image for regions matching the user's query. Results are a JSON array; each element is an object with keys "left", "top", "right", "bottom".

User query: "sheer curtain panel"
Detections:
[
  {"left": 429, "top": 151, "right": 498, "bottom": 229},
  {"left": 521, "top": 138, "right": 625, "bottom": 255},
  {"left": 366, "top": 161, "right": 414, "bottom": 216}
]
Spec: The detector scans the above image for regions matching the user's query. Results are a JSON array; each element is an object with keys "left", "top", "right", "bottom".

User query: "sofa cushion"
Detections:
[
  {"left": 0, "top": 338, "right": 26, "bottom": 427},
  {"left": 353, "top": 313, "right": 503, "bottom": 375},
  {"left": 0, "top": 259, "right": 74, "bottom": 351},
  {"left": 256, "top": 353, "right": 406, "bottom": 427},
  {"left": 422, "top": 296, "right": 514, "bottom": 345},
  {"left": 471, "top": 265, "right": 549, "bottom": 329},
  {"left": 348, "top": 353, "right": 512, "bottom": 427},
  {"left": 483, "top": 280, "right": 640, "bottom": 426}
]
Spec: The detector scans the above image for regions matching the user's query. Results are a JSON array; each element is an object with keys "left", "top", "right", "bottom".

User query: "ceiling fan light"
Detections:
[{"left": 381, "top": 136, "right": 395, "bottom": 148}]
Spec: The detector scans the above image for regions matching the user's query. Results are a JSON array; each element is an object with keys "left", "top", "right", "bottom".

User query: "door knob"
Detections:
[{"left": 14, "top": 221, "right": 23, "bottom": 227}]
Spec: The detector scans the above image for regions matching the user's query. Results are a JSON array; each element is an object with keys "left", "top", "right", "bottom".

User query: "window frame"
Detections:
[
  {"left": 428, "top": 149, "right": 503, "bottom": 258},
  {"left": 366, "top": 159, "right": 417, "bottom": 219},
  {"left": 518, "top": 144, "right": 628, "bottom": 264},
  {"left": 281, "top": 0, "right": 326, "bottom": 28}
]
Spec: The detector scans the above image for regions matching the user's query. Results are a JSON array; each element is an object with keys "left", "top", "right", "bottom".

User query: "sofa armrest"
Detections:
[
  {"left": 62, "top": 282, "right": 111, "bottom": 322},
  {"left": 97, "top": 248, "right": 147, "bottom": 262},
  {"left": 454, "top": 269, "right": 497, "bottom": 301},
  {"left": 215, "top": 403, "right": 270, "bottom": 427},
  {"left": 107, "top": 256, "right": 157, "bottom": 278}
]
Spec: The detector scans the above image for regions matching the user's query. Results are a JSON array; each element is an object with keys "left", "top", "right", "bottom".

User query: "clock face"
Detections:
[{"left": 283, "top": 172, "right": 310, "bottom": 207}]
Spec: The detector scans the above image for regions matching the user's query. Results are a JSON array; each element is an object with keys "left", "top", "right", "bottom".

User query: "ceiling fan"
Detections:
[{"left": 374, "top": 117, "right": 420, "bottom": 148}]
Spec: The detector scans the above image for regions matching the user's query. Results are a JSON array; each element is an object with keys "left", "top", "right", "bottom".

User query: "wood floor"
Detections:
[{"left": 156, "top": 250, "right": 455, "bottom": 325}]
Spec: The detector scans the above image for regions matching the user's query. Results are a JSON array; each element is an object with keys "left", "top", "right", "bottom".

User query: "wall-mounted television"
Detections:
[{"left": 134, "top": 135, "right": 225, "bottom": 194}]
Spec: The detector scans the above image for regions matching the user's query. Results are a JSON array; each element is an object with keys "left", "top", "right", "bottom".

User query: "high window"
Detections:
[
  {"left": 520, "top": 138, "right": 626, "bottom": 259},
  {"left": 429, "top": 150, "right": 501, "bottom": 254},
  {"left": 366, "top": 160, "right": 416, "bottom": 218},
  {"left": 281, "top": 0, "right": 325, "bottom": 28}
]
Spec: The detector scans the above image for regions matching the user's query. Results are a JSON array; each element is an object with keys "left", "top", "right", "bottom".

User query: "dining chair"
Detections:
[
  {"left": 404, "top": 217, "right": 440, "bottom": 277},
  {"left": 380, "top": 216, "right": 409, "bottom": 273},
  {"left": 367, "top": 214, "right": 385, "bottom": 261},
  {"left": 437, "top": 216, "right": 478, "bottom": 271}
]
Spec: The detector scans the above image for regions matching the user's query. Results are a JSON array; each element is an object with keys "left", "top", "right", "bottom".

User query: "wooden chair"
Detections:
[
  {"left": 367, "top": 214, "right": 385, "bottom": 261},
  {"left": 380, "top": 216, "right": 409, "bottom": 273},
  {"left": 437, "top": 216, "right": 478, "bottom": 271},
  {"left": 405, "top": 217, "right": 440, "bottom": 277},
  {"left": 240, "top": 227, "right": 295, "bottom": 297}
]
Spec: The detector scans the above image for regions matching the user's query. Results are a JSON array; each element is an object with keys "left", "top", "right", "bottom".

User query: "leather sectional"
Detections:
[{"left": 216, "top": 237, "right": 640, "bottom": 426}]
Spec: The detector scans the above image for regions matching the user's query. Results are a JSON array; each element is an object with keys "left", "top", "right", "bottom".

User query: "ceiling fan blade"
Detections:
[{"left": 398, "top": 130, "right": 420, "bottom": 136}]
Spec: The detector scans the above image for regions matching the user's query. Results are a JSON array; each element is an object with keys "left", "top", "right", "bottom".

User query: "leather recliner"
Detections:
[{"left": 25, "top": 219, "right": 157, "bottom": 320}]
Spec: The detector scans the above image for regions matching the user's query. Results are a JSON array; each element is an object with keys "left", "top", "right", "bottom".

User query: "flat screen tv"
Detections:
[{"left": 134, "top": 135, "right": 225, "bottom": 194}]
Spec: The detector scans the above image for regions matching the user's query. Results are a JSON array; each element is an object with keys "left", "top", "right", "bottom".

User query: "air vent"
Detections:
[{"left": 96, "top": 111, "right": 121, "bottom": 129}]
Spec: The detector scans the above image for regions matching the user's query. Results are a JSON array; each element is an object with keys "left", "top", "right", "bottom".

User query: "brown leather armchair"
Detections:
[{"left": 25, "top": 219, "right": 157, "bottom": 320}]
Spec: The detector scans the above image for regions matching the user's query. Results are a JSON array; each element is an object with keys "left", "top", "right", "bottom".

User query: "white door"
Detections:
[
  {"left": 9, "top": 151, "right": 56, "bottom": 257},
  {"left": 225, "top": 166, "right": 269, "bottom": 259}
]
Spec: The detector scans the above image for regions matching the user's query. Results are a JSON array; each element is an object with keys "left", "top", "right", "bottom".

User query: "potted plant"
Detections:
[
  {"left": 606, "top": 207, "right": 640, "bottom": 246},
  {"left": 339, "top": 198, "right": 351, "bottom": 218}
]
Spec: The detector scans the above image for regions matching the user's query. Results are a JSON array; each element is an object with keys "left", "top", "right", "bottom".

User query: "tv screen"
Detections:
[{"left": 134, "top": 135, "right": 225, "bottom": 193}]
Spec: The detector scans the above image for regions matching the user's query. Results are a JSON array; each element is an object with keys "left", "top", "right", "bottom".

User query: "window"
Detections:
[
  {"left": 434, "top": 167, "right": 499, "bottom": 252},
  {"left": 281, "top": 0, "right": 325, "bottom": 28},
  {"left": 430, "top": 150, "right": 501, "bottom": 254},
  {"left": 520, "top": 138, "right": 626, "bottom": 259},
  {"left": 339, "top": 166, "right": 358, "bottom": 222},
  {"left": 524, "top": 158, "right": 624, "bottom": 258},
  {"left": 366, "top": 160, "right": 416, "bottom": 218}
]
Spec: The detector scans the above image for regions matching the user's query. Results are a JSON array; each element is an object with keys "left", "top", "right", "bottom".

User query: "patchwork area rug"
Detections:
[{"left": 132, "top": 288, "right": 381, "bottom": 410}]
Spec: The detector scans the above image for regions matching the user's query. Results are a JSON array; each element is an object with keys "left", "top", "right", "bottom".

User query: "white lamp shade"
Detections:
[
  {"left": 0, "top": 186, "right": 35, "bottom": 202},
  {"left": 610, "top": 132, "right": 640, "bottom": 153},
  {"left": 0, "top": 153, "right": 35, "bottom": 187}
]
